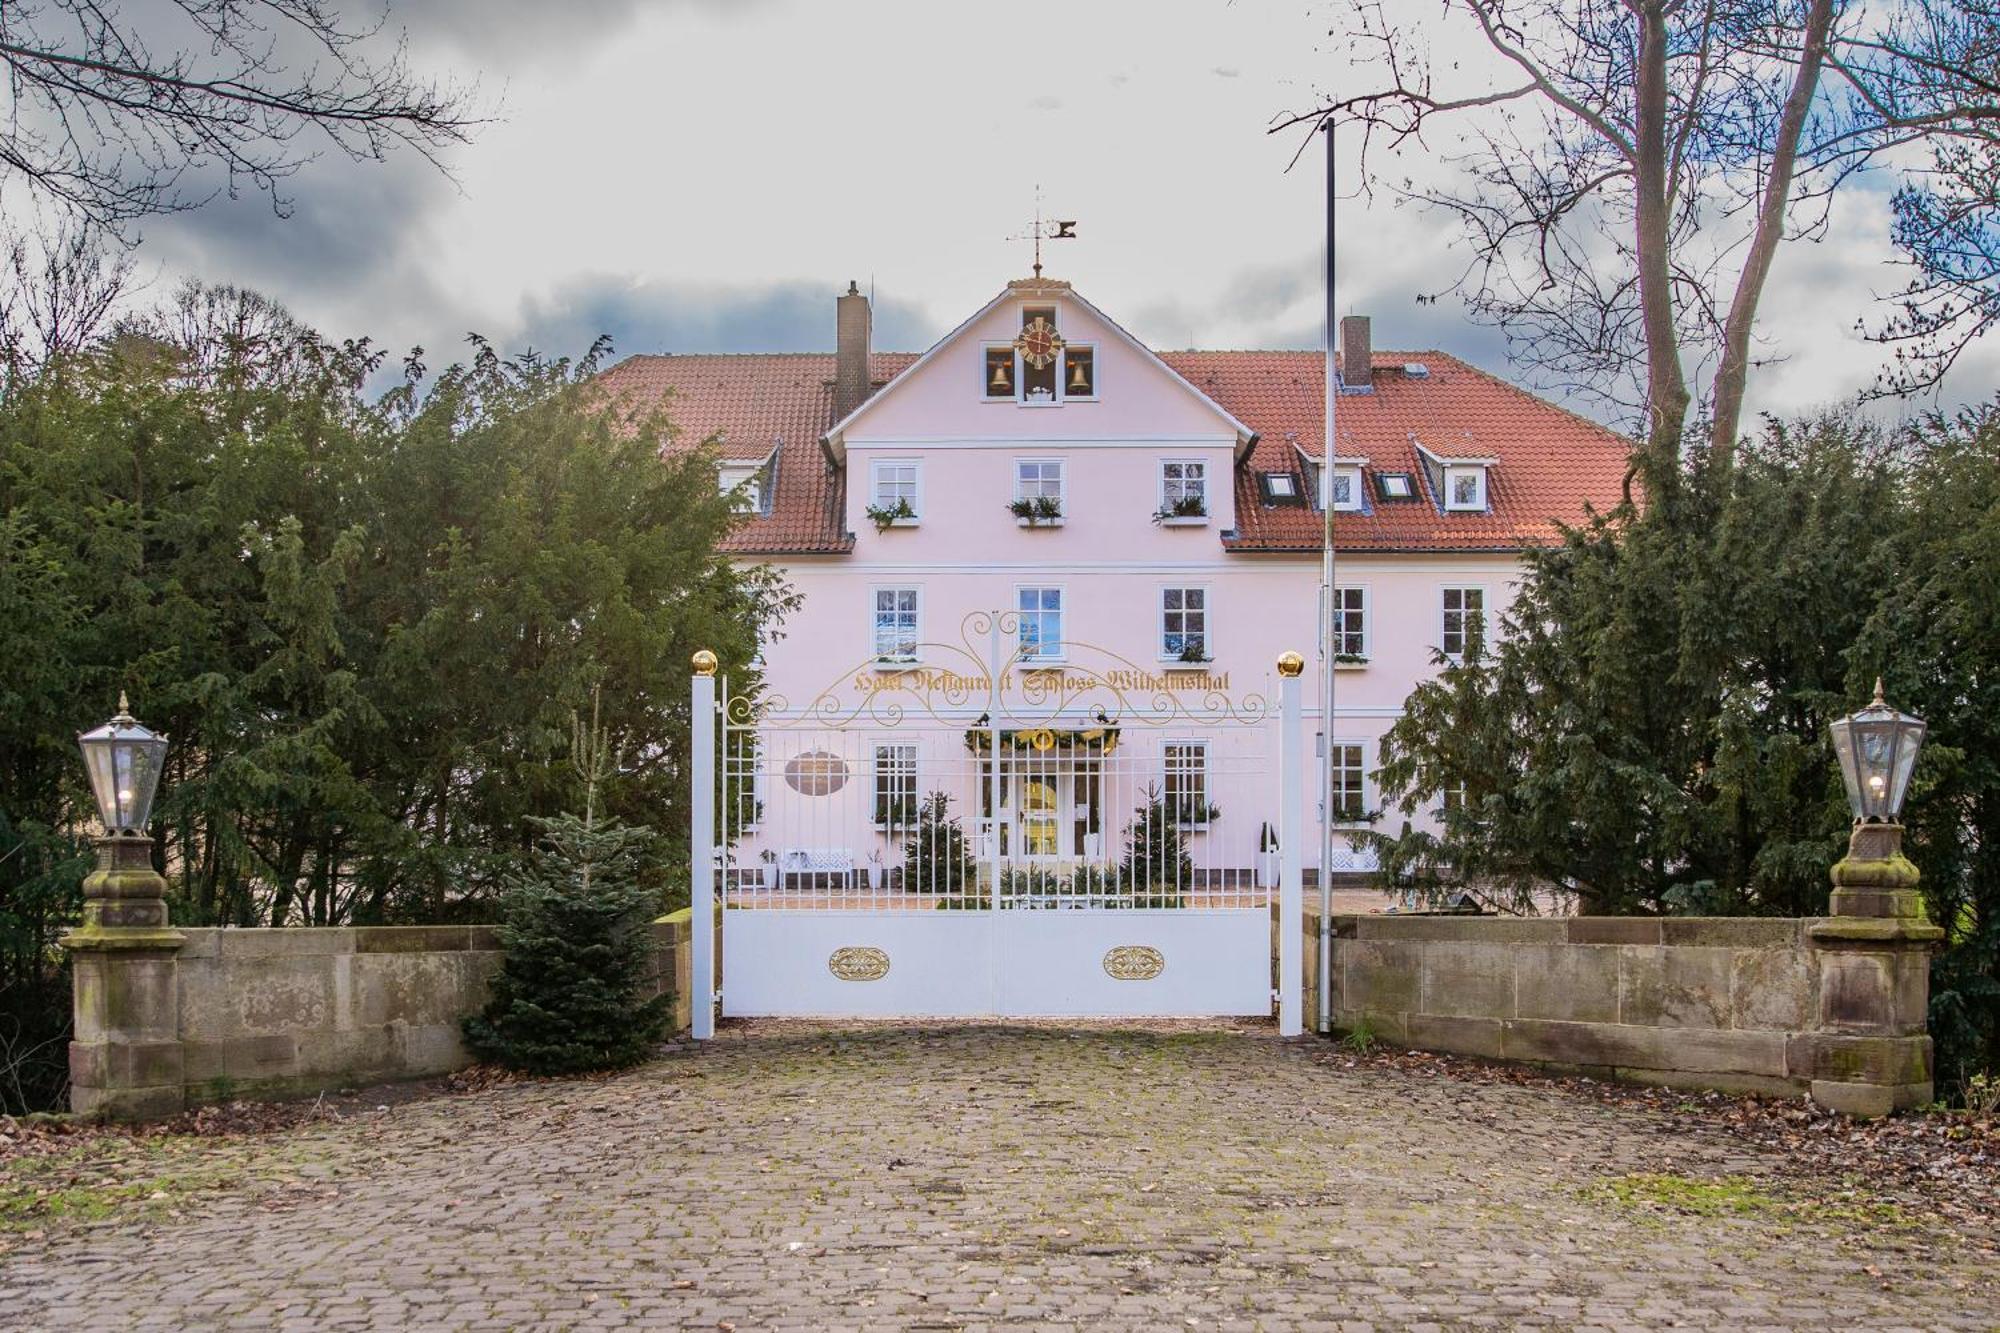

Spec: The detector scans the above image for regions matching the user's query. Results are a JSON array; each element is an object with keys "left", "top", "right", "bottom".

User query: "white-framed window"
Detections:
[
  {"left": 1441, "top": 586, "right": 1486, "bottom": 659},
  {"left": 1161, "top": 459, "right": 1207, "bottom": 515},
  {"left": 1327, "top": 465, "right": 1363, "bottom": 512},
  {"left": 1162, "top": 586, "right": 1208, "bottom": 662},
  {"left": 1164, "top": 740, "right": 1212, "bottom": 827},
  {"left": 1439, "top": 780, "right": 1469, "bottom": 819},
  {"left": 1016, "top": 458, "right": 1064, "bottom": 503},
  {"left": 1330, "top": 586, "right": 1368, "bottom": 659},
  {"left": 1329, "top": 741, "right": 1367, "bottom": 824},
  {"left": 869, "top": 459, "right": 921, "bottom": 521},
  {"left": 726, "top": 732, "right": 762, "bottom": 832},
  {"left": 717, "top": 463, "right": 761, "bottom": 513},
  {"left": 1444, "top": 465, "right": 1488, "bottom": 511},
  {"left": 873, "top": 587, "right": 920, "bottom": 662},
  {"left": 872, "top": 743, "right": 918, "bottom": 829},
  {"left": 1017, "top": 586, "right": 1064, "bottom": 660}
]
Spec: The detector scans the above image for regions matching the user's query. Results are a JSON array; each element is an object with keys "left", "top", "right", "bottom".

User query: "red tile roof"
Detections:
[
  {"left": 595, "top": 347, "right": 1633, "bottom": 555},
  {"left": 1158, "top": 350, "right": 1634, "bottom": 552},
  {"left": 595, "top": 352, "right": 918, "bottom": 553}
]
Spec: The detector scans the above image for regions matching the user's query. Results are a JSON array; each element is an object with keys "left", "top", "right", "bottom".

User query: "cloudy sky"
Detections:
[{"left": 123, "top": 0, "right": 1997, "bottom": 429}]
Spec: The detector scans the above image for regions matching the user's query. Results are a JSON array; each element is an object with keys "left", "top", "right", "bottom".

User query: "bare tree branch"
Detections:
[{"left": 0, "top": 1, "right": 484, "bottom": 232}]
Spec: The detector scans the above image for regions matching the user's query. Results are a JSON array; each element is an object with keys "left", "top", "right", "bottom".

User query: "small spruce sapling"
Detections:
[{"left": 463, "top": 694, "right": 668, "bottom": 1074}]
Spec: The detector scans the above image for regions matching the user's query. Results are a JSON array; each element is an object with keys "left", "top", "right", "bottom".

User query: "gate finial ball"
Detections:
[
  {"left": 1276, "top": 651, "right": 1305, "bottom": 678},
  {"left": 692, "top": 649, "right": 719, "bottom": 677}
]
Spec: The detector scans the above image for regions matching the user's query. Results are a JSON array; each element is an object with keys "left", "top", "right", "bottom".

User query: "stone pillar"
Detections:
[
  {"left": 1804, "top": 822, "right": 1941, "bottom": 1118},
  {"left": 62, "top": 835, "right": 186, "bottom": 1121}
]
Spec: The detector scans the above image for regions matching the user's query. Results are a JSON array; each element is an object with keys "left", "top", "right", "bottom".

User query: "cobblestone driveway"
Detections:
[{"left": 4, "top": 1023, "right": 1994, "bottom": 1330}]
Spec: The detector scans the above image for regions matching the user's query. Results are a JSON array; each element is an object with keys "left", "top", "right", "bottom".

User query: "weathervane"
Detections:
[{"left": 1006, "top": 185, "right": 1077, "bottom": 279}]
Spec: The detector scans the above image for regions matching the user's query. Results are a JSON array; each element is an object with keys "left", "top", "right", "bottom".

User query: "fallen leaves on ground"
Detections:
[{"left": 1323, "top": 1043, "right": 1999, "bottom": 1227}]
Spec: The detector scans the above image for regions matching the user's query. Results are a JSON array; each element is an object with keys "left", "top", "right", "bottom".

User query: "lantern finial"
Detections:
[
  {"left": 117, "top": 690, "right": 129, "bottom": 714},
  {"left": 1872, "top": 677, "right": 1885, "bottom": 706}
]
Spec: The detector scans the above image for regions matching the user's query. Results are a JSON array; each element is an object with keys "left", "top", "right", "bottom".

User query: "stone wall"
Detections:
[
  {"left": 70, "top": 917, "right": 693, "bottom": 1119},
  {"left": 1321, "top": 912, "right": 1936, "bottom": 1116}
]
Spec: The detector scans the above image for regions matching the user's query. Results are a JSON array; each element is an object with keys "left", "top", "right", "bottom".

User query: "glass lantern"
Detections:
[
  {"left": 76, "top": 694, "right": 168, "bottom": 835},
  {"left": 1829, "top": 680, "right": 1925, "bottom": 823}
]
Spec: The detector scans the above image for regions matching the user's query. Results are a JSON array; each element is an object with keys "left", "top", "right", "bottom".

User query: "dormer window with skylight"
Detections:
[
  {"left": 717, "top": 462, "right": 764, "bottom": 514},
  {"left": 1444, "top": 464, "right": 1488, "bottom": 511},
  {"left": 984, "top": 305, "right": 1093, "bottom": 404},
  {"left": 1326, "top": 465, "right": 1364, "bottom": 512}
]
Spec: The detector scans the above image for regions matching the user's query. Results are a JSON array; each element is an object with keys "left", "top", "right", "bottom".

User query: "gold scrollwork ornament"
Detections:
[
  {"left": 1102, "top": 945, "right": 1165, "bottom": 981},
  {"left": 828, "top": 946, "right": 890, "bottom": 982}
]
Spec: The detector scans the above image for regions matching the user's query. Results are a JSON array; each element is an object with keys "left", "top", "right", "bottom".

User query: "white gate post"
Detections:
[
  {"left": 1277, "top": 651, "right": 1305, "bottom": 1036},
  {"left": 690, "top": 649, "right": 718, "bottom": 1041}
]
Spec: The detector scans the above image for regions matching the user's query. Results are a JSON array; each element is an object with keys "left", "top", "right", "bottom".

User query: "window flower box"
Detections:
[
  {"left": 1153, "top": 497, "right": 1208, "bottom": 526},
  {"left": 1009, "top": 496, "right": 1064, "bottom": 527},
  {"left": 865, "top": 499, "right": 918, "bottom": 531}
]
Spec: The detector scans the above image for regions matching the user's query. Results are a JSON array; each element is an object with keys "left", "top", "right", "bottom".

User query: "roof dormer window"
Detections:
[
  {"left": 718, "top": 463, "right": 763, "bottom": 513},
  {"left": 1327, "top": 465, "right": 1364, "bottom": 512},
  {"left": 1444, "top": 464, "right": 1488, "bottom": 512}
]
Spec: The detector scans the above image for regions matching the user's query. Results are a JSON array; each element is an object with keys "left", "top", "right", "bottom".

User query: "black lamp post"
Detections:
[
  {"left": 1827, "top": 680, "right": 1927, "bottom": 919},
  {"left": 72, "top": 693, "right": 173, "bottom": 934}
]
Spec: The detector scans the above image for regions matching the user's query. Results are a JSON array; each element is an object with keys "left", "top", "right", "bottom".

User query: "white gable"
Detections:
[{"left": 824, "top": 281, "right": 1254, "bottom": 454}]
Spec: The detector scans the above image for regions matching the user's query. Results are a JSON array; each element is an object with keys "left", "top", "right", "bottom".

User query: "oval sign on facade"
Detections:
[
  {"left": 828, "top": 946, "right": 890, "bottom": 982},
  {"left": 1102, "top": 945, "right": 1165, "bottom": 981},
  {"left": 784, "top": 749, "right": 850, "bottom": 796}
]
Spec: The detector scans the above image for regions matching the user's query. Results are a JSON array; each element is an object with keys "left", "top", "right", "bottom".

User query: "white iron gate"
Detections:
[{"left": 689, "top": 611, "right": 1305, "bottom": 1029}]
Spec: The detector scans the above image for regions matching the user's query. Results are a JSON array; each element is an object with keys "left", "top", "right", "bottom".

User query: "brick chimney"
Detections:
[
  {"left": 835, "top": 280, "right": 872, "bottom": 422},
  {"left": 1339, "top": 315, "right": 1372, "bottom": 391}
]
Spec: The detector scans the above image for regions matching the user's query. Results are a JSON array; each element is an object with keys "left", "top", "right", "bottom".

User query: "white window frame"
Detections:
[
  {"left": 871, "top": 585, "right": 922, "bottom": 665},
  {"left": 718, "top": 464, "right": 761, "bottom": 513},
  {"left": 1327, "top": 465, "right": 1364, "bottom": 512},
  {"left": 1444, "top": 465, "right": 1488, "bottom": 511},
  {"left": 1015, "top": 458, "right": 1066, "bottom": 513},
  {"left": 868, "top": 459, "right": 922, "bottom": 523},
  {"left": 1015, "top": 584, "right": 1066, "bottom": 662},
  {"left": 1440, "top": 585, "right": 1488, "bottom": 661},
  {"left": 1327, "top": 738, "right": 1369, "bottom": 827},
  {"left": 1163, "top": 739, "right": 1212, "bottom": 829},
  {"left": 1159, "top": 459, "right": 1208, "bottom": 517},
  {"left": 1329, "top": 585, "right": 1369, "bottom": 663},
  {"left": 1160, "top": 585, "right": 1210, "bottom": 663},
  {"left": 871, "top": 743, "right": 919, "bottom": 830},
  {"left": 727, "top": 732, "right": 762, "bottom": 832}
]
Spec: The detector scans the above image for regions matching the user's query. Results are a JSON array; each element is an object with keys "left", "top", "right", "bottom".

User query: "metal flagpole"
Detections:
[{"left": 1316, "top": 118, "right": 1338, "bottom": 1035}]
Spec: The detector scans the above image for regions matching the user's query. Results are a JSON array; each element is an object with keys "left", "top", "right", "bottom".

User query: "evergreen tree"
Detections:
[
  {"left": 1121, "top": 784, "right": 1193, "bottom": 906},
  {"left": 900, "top": 791, "right": 971, "bottom": 894},
  {"left": 463, "top": 699, "right": 668, "bottom": 1074}
]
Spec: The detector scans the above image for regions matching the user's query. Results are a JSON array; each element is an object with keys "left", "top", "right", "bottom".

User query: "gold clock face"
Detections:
[{"left": 1014, "top": 316, "right": 1065, "bottom": 370}]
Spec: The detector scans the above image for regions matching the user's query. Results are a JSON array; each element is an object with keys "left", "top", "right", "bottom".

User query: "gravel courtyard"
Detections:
[{"left": 3, "top": 1022, "right": 1994, "bottom": 1330}]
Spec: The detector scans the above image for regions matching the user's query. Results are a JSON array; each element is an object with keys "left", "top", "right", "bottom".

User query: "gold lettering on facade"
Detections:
[
  {"left": 1102, "top": 945, "right": 1166, "bottom": 981},
  {"left": 828, "top": 946, "right": 891, "bottom": 982},
  {"left": 853, "top": 669, "right": 1231, "bottom": 694}
]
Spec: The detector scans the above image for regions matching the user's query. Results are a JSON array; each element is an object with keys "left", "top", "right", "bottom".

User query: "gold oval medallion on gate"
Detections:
[
  {"left": 828, "top": 946, "right": 890, "bottom": 982},
  {"left": 1102, "top": 945, "right": 1165, "bottom": 981}
]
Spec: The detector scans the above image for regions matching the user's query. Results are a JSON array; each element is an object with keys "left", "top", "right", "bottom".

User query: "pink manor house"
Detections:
[{"left": 599, "top": 276, "right": 1628, "bottom": 897}]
